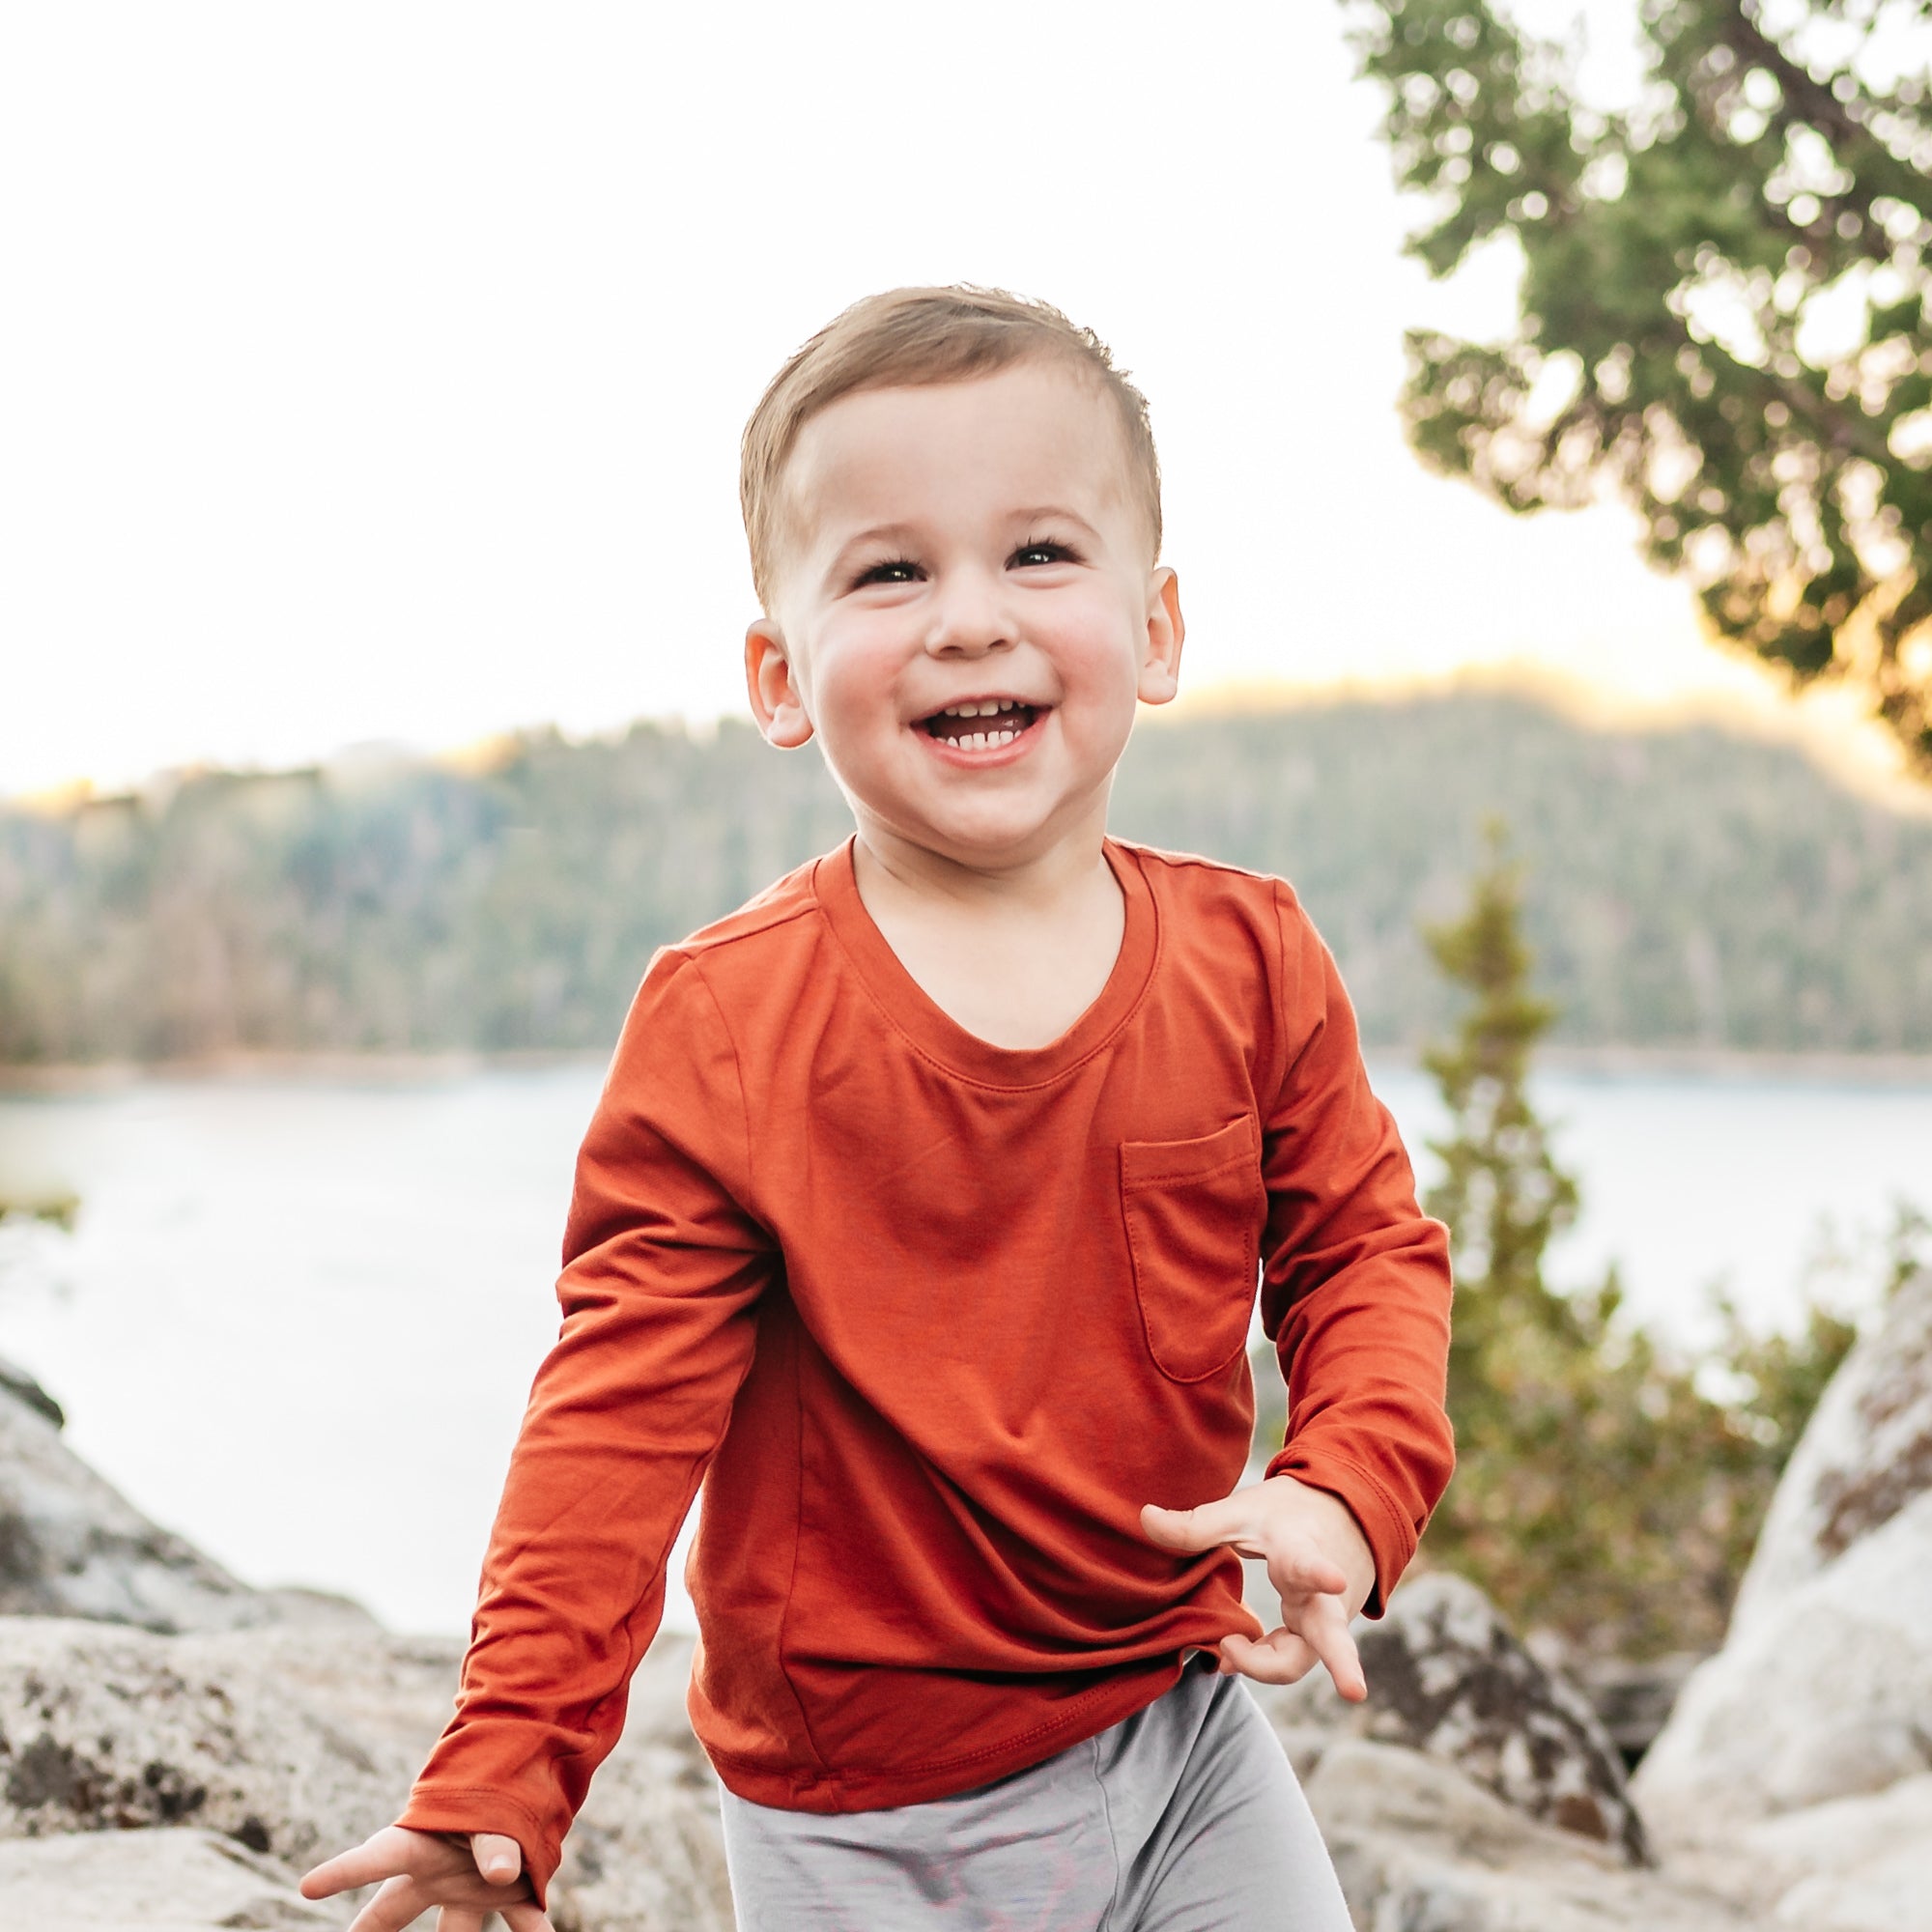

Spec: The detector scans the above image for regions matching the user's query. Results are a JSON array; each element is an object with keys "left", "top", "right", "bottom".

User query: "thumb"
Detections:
[
  {"left": 471, "top": 1832, "right": 523, "bottom": 1887},
  {"left": 1140, "top": 1494, "right": 1247, "bottom": 1553}
]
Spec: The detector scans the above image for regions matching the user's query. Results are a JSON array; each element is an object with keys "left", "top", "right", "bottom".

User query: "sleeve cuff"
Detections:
[
  {"left": 1262, "top": 1446, "right": 1416, "bottom": 1617},
  {"left": 394, "top": 1787, "right": 560, "bottom": 1911}
]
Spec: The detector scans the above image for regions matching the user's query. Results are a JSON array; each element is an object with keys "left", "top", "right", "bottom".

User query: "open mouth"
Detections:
[{"left": 918, "top": 698, "right": 1042, "bottom": 749}]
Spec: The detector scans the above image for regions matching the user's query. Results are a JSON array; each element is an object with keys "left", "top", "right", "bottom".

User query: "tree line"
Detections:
[{"left": 2, "top": 689, "right": 1929, "bottom": 1064}]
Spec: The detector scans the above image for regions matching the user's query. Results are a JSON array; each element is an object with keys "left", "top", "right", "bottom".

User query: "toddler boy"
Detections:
[{"left": 303, "top": 287, "right": 1454, "bottom": 1931}]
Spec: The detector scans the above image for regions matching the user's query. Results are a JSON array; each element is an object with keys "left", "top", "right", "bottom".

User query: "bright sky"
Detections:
[{"left": 0, "top": 1, "right": 1898, "bottom": 799}]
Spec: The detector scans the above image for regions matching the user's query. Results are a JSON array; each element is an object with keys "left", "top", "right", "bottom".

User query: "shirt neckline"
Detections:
[{"left": 811, "top": 835, "right": 1159, "bottom": 1088}]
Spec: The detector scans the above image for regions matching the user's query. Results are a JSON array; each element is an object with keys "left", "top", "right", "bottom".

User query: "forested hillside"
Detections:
[{"left": 3, "top": 691, "right": 1929, "bottom": 1062}]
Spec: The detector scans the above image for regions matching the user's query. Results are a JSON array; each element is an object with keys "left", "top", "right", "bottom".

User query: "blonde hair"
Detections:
[{"left": 740, "top": 285, "right": 1162, "bottom": 609}]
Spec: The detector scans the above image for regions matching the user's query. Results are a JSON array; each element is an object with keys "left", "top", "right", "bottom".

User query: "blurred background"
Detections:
[{"left": 2, "top": 0, "right": 1929, "bottom": 1646}]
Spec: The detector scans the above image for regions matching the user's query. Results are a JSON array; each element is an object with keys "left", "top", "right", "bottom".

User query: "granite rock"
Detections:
[
  {"left": 1556, "top": 1649, "right": 1704, "bottom": 1769},
  {"left": 1634, "top": 1269, "right": 1932, "bottom": 1828},
  {"left": 1731, "top": 1263, "right": 1932, "bottom": 1619},
  {"left": 1633, "top": 1488, "right": 1932, "bottom": 1819},
  {"left": 1628, "top": 1269, "right": 1932, "bottom": 1930},
  {"left": 1252, "top": 1572, "right": 1645, "bottom": 1861},
  {"left": 1655, "top": 1772, "right": 1932, "bottom": 1932},
  {"left": 1305, "top": 1739, "right": 1747, "bottom": 1931},
  {"left": 0, "top": 1616, "right": 460, "bottom": 1864},
  {"left": 0, "top": 1613, "right": 732, "bottom": 1932},
  {"left": 0, "top": 1827, "right": 343, "bottom": 1931},
  {"left": 0, "top": 1353, "right": 64, "bottom": 1431},
  {"left": 0, "top": 1375, "right": 271, "bottom": 1633}
]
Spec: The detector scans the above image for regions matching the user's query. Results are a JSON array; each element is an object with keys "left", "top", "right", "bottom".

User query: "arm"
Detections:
[
  {"left": 1254, "top": 887, "right": 1455, "bottom": 1614},
  {"left": 321, "top": 950, "right": 775, "bottom": 1913},
  {"left": 1260, "top": 896, "right": 1453, "bottom": 1607},
  {"left": 1143, "top": 888, "right": 1453, "bottom": 1691}
]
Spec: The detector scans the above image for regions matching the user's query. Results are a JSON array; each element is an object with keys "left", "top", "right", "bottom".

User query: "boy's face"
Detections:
[{"left": 745, "top": 358, "right": 1183, "bottom": 873}]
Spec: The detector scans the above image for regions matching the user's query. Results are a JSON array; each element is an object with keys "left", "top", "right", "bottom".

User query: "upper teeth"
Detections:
[{"left": 940, "top": 700, "right": 1023, "bottom": 718}]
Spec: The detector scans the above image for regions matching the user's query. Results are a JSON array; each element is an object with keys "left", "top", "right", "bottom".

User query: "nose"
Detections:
[{"left": 922, "top": 563, "right": 1013, "bottom": 659}]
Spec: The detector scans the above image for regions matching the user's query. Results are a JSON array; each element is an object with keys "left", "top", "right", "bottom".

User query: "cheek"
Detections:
[
  {"left": 804, "top": 625, "right": 904, "bottom": 729},
  {"left": 1044, "top": 591, "right": 1151, "bottom": 695}
]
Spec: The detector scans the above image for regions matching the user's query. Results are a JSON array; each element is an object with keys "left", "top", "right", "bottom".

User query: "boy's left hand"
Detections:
[{"left": 1140, "top": 1475, "right": 1376, "bottom": 1700}]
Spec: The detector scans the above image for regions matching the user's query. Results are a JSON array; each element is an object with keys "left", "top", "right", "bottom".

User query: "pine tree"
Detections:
[
  {"left": 1422, "top": 824, "right": 1585, "bottom": 1432},
  {"left": 1421, "top": 826, "right": 1858, "bottom": 1654}
]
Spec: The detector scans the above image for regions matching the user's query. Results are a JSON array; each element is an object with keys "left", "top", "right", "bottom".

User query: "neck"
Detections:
[
  {"left": 851, "top": 805, "right": 1114, "bottom": 920},
  {"left": 845, "top": 801, "right": 1129, "bottom": 1053}
]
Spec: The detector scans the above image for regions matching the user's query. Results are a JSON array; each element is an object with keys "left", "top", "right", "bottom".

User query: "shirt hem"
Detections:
[{"left": 701, "top": 1654, "right": 1184, "bottom": 1814}]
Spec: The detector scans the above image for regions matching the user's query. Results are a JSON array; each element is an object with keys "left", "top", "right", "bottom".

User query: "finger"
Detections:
[
  {"left": 1265, "top": 1538, "right": 1350, "bottom": 1600},
  {"left": 1295, "top": 1594, "right": 1368, "bottom": 1702},
  {"left": 437, "top": 1912, "right": 487, "bottom": 1932},
  {"left": 304, "top": 1829, "right": 425, "bottom": 1900},
  {"left": 1219, "top": 1627, "right": 1320, "bottom": 1686},
  {"left": 1140, "top": 1492, "right": 1257, "bottom": 1553},
  {"left": 504, "top": 1907, "right": 557, "bottom": 1932},
  {"left": 344, "top": 1875, "right": 432, "bottom": 1932},
  {"left": 470, "top": 1833, "right": 523, "bottom": 1887},
  {"left": 300, "top": 1835, "right": 384, "bottom": 1899}
]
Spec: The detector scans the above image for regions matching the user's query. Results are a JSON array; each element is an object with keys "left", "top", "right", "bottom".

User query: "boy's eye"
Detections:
[
  {"left": 854, "top": 557, "right": 923, "bottom": 587},
  {"left": 1010, "top": 539, "right": 1076, "bottom": 568}
]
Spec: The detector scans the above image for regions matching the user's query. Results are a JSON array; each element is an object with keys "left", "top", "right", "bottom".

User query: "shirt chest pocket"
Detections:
[{"left": 1119, "top": 1114, "right": 1265, "bottom": 1383}]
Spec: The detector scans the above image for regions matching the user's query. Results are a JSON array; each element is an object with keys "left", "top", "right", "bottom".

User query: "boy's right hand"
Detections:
[{"left": 299, "top": 1825, "right": 554, "bottom": 1932}]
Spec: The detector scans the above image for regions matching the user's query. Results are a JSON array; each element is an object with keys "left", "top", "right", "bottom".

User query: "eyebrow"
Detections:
[
  {"left": 1008, "top": 506, "right": 1103, "bottom": 541},
  {"left": 822, "top": 506, "right": 1104, "bottom": 574},
  {"left": 831, "top": 523, "right": 922, "bottom": 558}
]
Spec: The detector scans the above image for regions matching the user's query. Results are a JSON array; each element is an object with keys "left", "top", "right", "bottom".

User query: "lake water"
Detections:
[{"left": 1, "top": 1061, "right": 1927, "bottom": 1636}]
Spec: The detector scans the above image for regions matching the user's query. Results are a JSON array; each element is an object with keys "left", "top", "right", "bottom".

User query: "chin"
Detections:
[{"left": 935, "top": 815, "right": 1077, "bottom": 864}]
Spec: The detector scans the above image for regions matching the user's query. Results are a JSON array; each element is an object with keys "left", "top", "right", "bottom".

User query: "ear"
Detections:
[
  {"left": 1136, "top": 567, "right": 1184, "bottom": 706},
  {"left": 745, "top": 620, "right": 814, "bottom": 749}
]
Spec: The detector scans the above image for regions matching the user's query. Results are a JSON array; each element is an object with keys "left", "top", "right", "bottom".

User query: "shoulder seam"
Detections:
[
  {"left": 675, "top": 892, "right": 822, "bottom": 956},
  {"left": 1112, "top": 838, "right": 1289, "bottom": 890}
]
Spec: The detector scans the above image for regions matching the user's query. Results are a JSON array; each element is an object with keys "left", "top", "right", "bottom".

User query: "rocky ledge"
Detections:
[
  {"left": 0, "top": 1275, "right": 1928, "bottom": 1928},
  {"left": 0, "top": 1616, "right": 729, "bottom": 1929},
  {"left": 1628, "top": 1260, "right": 1932, "bottom": 1930}
]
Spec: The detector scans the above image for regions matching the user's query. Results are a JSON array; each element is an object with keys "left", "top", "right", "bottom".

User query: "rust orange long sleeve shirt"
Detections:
[{"left": 399, "top": 838, "right": 1454, "bottom": 1902}]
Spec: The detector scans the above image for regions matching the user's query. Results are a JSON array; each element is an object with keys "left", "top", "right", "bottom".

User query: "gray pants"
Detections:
[{"left": 719, "top": 1659, "right": 1352, "bottom": 1931}]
